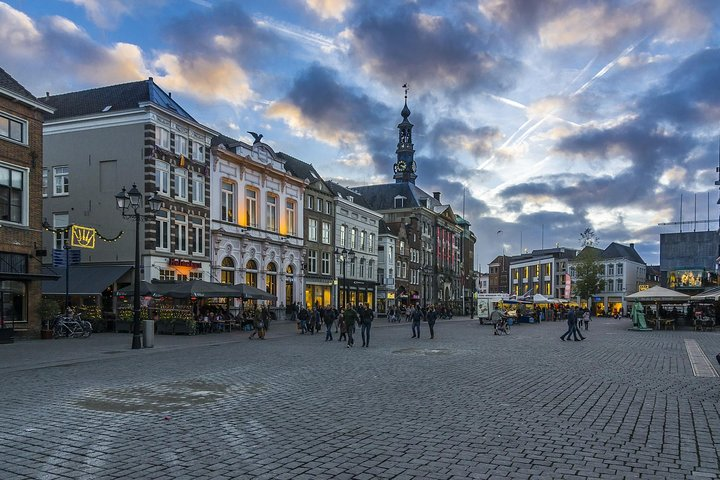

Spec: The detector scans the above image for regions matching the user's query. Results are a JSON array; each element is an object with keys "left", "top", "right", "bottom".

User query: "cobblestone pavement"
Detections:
[{"left": 1, "top": 317, "right": 720, "bottom": 479}]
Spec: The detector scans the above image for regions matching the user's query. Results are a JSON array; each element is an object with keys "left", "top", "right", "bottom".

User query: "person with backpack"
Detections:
[
  {"left": 411, "top": 306, "right": 422, "bottom": 338},
  {"left": 359, "top": 303, "right": 374, "bottom": 347}
]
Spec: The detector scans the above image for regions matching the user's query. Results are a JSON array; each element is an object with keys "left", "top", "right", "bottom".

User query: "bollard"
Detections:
[{"left": 143, "top": 320, "right": 154, "bottom": 348}]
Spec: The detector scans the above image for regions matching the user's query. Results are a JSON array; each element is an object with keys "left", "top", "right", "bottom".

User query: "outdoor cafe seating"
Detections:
[{"left": 694, "top": 316, "right": 715, "bottom": 332}]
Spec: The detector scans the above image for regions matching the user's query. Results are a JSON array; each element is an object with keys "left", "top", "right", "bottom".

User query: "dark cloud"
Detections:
[
  {"left": 427, "top": 118, "right": 501, "bottom": 158},
  {"left": 346, "top": 5, "right": 520, "bottom": 95},
  {"left": 639, "top": 48, "right": 720, "bottom": 126},
  {"left": 161, "top": 2, "right": 280, "bottom": 64}
]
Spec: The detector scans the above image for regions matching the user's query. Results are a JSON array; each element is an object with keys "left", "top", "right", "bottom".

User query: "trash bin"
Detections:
[{"left": 143, "top": 320, "right": 154, "bottom": 348}]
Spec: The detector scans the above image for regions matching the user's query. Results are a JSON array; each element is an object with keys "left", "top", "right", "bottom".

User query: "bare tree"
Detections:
[{"left": 579, "top": 228, "right": 599, "bottom": 248}]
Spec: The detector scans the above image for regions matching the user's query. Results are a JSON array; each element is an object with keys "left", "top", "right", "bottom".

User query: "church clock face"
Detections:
[{"left": 397, "top": 159, "right": 406, "bottom": 172}]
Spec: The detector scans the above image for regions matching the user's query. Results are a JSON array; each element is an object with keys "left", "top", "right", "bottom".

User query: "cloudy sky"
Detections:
[{"left": 2, "top": 0, "right": 719, "bottom": 269}]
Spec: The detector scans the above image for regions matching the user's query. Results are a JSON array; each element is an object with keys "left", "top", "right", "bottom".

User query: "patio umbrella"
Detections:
[
  {"left": 625, "top": 285, "right": 690, "bottom": 302},
  {"left": 532, "top": 293, "right": 552, "bottom": 304},
  {"left": 691, "top": 286, "right": 720, "bottom": 301},
  {"left": 161, "top": 280, "right": 245, "bottom": 299},
  {"left": 226, "top": 283, "right": 277, "bottom": 301}
]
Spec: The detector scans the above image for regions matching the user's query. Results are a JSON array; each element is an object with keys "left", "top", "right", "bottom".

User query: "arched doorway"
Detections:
[
  {"left": 220, "top": 257, "right": 235, "bottom": 284},
  {"left": 285, "top": 265, "right": 294, "bottom": 306},
  {"left": 245, "top": 260, "right": 258, "bottom": 287}
]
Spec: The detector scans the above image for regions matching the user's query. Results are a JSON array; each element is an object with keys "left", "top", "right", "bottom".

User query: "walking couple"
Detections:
[{"left": 560, "top": 307, "right": 586, "bottom": 341}]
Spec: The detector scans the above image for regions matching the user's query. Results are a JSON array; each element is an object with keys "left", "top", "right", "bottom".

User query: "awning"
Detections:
[
  {"left": 0, "top": 271, "right": 61, "bottom": 281},
  {"left": 42, "top": 264, "right": 132, "bottom": 295}
]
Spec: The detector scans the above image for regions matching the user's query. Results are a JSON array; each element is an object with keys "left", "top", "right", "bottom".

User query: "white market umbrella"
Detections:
[
  {"left": 625, "top": 285, "right": 690, "bottom": 302},
  {"left": 532, "top": 293, "right": 552, "bottom": 304}
]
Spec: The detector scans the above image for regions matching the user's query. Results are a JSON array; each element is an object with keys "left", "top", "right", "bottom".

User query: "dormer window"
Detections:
[{"left": 394, "top": 195, "right": 406, "bottom": 208}]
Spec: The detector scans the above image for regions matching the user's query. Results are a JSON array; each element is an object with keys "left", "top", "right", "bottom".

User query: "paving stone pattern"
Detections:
[{"left": 1, "top": 317, "right": 720, "bottom": 479}]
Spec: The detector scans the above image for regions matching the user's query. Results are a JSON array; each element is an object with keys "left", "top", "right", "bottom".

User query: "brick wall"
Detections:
[{"left": 0, "top": 95, "right": 48, "bottom": 334}]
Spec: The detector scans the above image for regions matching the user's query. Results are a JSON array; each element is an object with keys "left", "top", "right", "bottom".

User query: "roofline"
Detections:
[
  {"left": 138, "top": 102, "right": 219, "bottom": 136},
  {"left": 1, "top": 86, "right": 55, "bottom": 114}
]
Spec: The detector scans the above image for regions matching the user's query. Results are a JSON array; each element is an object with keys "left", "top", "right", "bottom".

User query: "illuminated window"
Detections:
[
  {"left": 246, "top": 260, "right": 258, "bottom": 287},
  {"left": 221, "top": 257, "right": 235, "bottom": 284},
  {"left": 221, "top": 181, "right": 235, "bottom": 222},
  {"left": 266, "top": 194, "right": 277, "bottom": 231},
  {"left": 245, "top": 188, "right": 258, "bottom": 227},
  {"left": 286, "top": 200, "right": 296, "bottom": 235},
  {"left": 266, "top": 262, "right": 277, "bottom": 297}
]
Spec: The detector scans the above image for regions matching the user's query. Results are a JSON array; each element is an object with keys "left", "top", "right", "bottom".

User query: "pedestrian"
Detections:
[
  {"left": 426, "top": 305, "right": 437, "bottom": 339},
  {"left": 583, "top": 310, "right": 590, "bottom": 330},
  {"left": 360, "top": 303, "right": 374, "bottom": 347},
  {"left": 560, "top": 306, "right": 582, "bottom": 341},
  {"left": 411, "top": 306, "right": 422, "bottom": 338},
  {"left": 338, "top": 307, "right": 347, "bottom": 342},
  {"left": 324, "top": 306, "right": 335, "bottom": 341},
  {"left": 298, "top": 307, "right": 308, "bottom": 334},
  {"left": 344, "top": 304, "right": 358, "bottom": 348}
]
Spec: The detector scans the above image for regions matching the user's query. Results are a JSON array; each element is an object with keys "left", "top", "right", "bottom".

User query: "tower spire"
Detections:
[{"left": 393, "top": 83, "right": 417, "bottom": 184}]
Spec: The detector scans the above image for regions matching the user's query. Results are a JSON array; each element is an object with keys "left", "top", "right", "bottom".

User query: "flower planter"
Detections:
[{"left": 40, "top": 329, "right": 53, "bottom": 340}]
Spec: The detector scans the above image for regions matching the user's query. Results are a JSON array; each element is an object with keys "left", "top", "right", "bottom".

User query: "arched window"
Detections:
[
  {"left": 246, "top": 259, "right": 258, "bottom": 287},
  {"left": 266, "top": 262, "right": 277, "bottom": 298},
  {"left": 220, "top": 257, "right": 235, "bottom": 284}
]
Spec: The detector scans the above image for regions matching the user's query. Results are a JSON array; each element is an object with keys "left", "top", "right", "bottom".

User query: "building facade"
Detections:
[
  {"left": 488, "top": 255, "right": 510, "bottom": 294},
  {"left": 0, "top": 67, "right": 56, "bottom": 335},
  {"left": 278, "top": 152, "right": 335, "bottom": 308},
  {"left": 376, "top": 219, "right": 397, "bottom": 314},
  {"left": 509, "top": 248, "right": 578, "bottom": 298},
  {"left": 660, "top": 231, "right": 717, "bottom": 292},
  {"left": 42, "top": 79, "right": 216, "bottom": 305},
  {"left": 327, "top": 181, "right": 381, "bottom": 309},
  {"left": 210, "top": 135, "right": 305, "bottom": 308},
  {"left": 569, "top": 243, "right": 647, "bottom": 315}
]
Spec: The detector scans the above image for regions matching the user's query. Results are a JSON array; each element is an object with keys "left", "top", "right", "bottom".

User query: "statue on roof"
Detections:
[{"left": 247, "top": 131, "right": 263, "bottom": 144}]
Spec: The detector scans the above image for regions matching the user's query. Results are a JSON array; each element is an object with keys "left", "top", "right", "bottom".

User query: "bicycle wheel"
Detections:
[
  {"left": 53, "top": 324, "right": 63, "bottom": 339},
  {"left": 81, "top": 320, "right": 92, "bottom": 337}
]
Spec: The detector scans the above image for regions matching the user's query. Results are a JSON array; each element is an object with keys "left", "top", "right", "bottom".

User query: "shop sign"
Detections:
[
  {"left": 387, "top": 292, "right": 395, "bottom": 299},
  {"left": 169, "top": 258, "right": 202, "bottom": 269},
  {"left": 70, "top": 225, "right": 96, "bottom": 249},
  {"left": 638, "top": 284, "right": 649, "bottom": 291}
]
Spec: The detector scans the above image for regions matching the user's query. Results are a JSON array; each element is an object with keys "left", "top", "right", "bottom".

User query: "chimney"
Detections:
[
  {"left": 168, "top": 92, "right": 172, "bottom": 98},
  {"left": 148, "top": 76, "right": 153, "bottom": 83},
  {"left": 45, "top": 92, "right": 49, "bottom": 98},
  {"left": 630, "top": 243, "right": 635, "bottom": 249},
  {"left": 433, "top": 192, "right": 441, "bottom": 202}
]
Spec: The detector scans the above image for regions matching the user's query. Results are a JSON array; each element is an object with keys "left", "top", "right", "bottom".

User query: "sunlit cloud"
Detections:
[
  {"left": 62, "top": 0, "right": 138, "bottom": 30},
  {"left": 0, "top": 2, "right": 41, "bottom": 50},
  {"left": 304, "top": 0, "right": 352, "bottom": 22},
  {"left": 266, "top": 100, "right": 360, "bottom": 146},
  {"left": 153, "top": 54, "right": 254, "bottom": 106}
]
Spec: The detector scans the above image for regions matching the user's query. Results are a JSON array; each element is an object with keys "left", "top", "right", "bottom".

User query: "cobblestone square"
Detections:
[{"left": 1, "top": 317, "right": 719, "bottom": 479}]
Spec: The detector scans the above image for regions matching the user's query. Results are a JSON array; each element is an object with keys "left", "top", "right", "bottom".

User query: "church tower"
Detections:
[{"left": 393, "top": 84, "right": 417, "bottom": 184}]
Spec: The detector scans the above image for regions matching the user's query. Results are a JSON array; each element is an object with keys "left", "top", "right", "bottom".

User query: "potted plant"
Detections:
[{"left": 37, "top": 298, "right": 60, "bottom": 340}]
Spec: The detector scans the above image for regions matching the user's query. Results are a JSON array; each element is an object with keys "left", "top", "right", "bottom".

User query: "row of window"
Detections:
[
  {"left": 155, "top": 125, "right": 205, "bottom": 161},
  {"left": 306, "top": 194, "right": 332, "bottom": 215},
  {"left": 605, "top": 279, "right": 624, "bottom": 292},
  {"left": 221, "top": 180, "right": 297, "bottom": 235},
  {"left": 339, "top": 225, "right": 375, "bottom": 252},
  {"left": 156, "top": 161, "right": 205, "bottom": 204},
  {"left": 155, "top": 212, "right": 205, "bottom": 255},
  {"left": 219, "top": 258, "right": 292, "bottom": 297},
  {"left": 308, "top": 219, "right": 331, "bottom": 244}
]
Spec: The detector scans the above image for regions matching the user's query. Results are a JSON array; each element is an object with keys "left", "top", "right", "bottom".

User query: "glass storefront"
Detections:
[{"left": 0, "top": 280, "right": 26, "bottom": 327}]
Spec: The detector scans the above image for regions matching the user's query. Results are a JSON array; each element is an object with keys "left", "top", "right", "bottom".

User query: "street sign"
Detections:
[
  {"left": 52, "top": 249, "right": 81, "bottom": 267},
  {"left": 70, "top": 225, "right": 96, "bottom": 249}
]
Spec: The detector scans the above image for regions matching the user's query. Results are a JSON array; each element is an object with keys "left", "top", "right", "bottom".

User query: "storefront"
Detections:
[
  {"left": 305, "top": 280, "right": 333, "bottom": 308},
  {"left": 344, "top": 279, "right": 376, "bottom": 310}
]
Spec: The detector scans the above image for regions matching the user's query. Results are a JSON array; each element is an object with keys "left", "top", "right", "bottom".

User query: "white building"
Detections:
[
  {"left": 210, "top": 136, "right": 305, "bottom": 308},
  {"left": 376, "top": 219, "right": 397, "bottom": 315},
  {"left": 570, "top": 242, "right": 646, "bottom": 315},
  {"left": 327, "top": 181, "right": 381, "bottom": 309}
]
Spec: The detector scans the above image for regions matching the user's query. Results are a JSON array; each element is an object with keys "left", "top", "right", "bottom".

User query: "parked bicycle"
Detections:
[{"left": 52, "top": 312, "right": 92, "bottom": 338}]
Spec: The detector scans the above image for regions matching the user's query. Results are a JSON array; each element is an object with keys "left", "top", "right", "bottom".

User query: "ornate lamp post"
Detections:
[
  {"left": 115, "top": 183, "right": 162, "bottom": 349},
  {"left": 334, "top": 248, "right": 355, "bottom": 308}
]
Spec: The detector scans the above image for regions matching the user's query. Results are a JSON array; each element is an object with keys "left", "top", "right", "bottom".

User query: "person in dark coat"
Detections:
[
  {"left": 343, "top": 304, "right": 358, "bottom": 348},
  {"left": 359, "top": 303, "right": 374, "bottom": 347},
  {"left": 323, "top": 306, "right": 335, "bottom": 341},
  {"left": 411, "top": 307, "right": 422, "bottom": 338},
  {"left": 561, "top": 307, "right": 583, "bottom": 341},
  {"left": 426, "top": 306, "right": 438, "bottom": 339}
]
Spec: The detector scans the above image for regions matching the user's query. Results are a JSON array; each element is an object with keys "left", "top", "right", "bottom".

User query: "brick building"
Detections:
[{"left": 0, "top": 67, "right": 56, "bottom": 337}]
